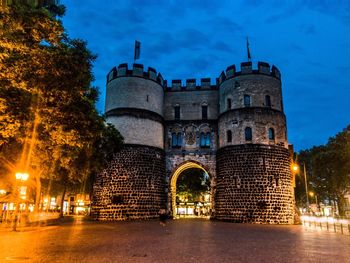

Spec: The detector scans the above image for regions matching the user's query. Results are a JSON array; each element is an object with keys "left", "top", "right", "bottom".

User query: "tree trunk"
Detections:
[
  {"left": 337, "top": 194, "right": 345, "bottom": 217},
  {"left": 59, "top": 185, "right": 67, "bottom": 218},
  {"left": 34, "top": 177, "right": 41, "bottom": 213}
]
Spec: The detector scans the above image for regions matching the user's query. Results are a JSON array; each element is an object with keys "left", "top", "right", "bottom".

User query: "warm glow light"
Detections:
[
  {"left": 0, "top": 189, "right": 6, "bottom": 195},
  {"left": 309, "top": 191, "right": 314, "bottom": 197},
  {"left": 292, "top": 164, "right": 299, "bottom": 172},
  {"left": 15, "top": 172, "right": 29, "bottom": 181}
]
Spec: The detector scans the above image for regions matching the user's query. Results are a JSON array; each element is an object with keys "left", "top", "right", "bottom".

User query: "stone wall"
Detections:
[
  {"left": 106, "top": 70, "right": 164, "bottom": 116},
  {"left": 215, "top": 144, "right": 294, "bottom": 224},
  {"left": 164, "top": 89, "right": 218, "bottom": 121},
  {"left": 218, "top": 108, "right": 287, "bottom": 148},
  {"left": 219, "top": 74, "right": 282, "bottom": 113},
  {"left": 107, "top": 115, "right": 164, "bottom": 149},
  {"left": 92, "top": 145, "right": 166, "bottom": 221}
]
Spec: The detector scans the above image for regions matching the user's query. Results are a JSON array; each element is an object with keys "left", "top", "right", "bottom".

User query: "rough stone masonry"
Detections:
[{"left": 91, "top": 61, "right": 295, "bottom": 224}]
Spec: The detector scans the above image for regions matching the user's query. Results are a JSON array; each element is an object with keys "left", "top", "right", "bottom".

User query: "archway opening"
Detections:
[{"left": 170, "top": 162, "right": 212, "bottom": 218}]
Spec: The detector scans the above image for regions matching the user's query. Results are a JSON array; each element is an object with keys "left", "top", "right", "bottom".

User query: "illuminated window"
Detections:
[
  {"left": 265, "top": 95, "right": 271, "bottom": 107},
  {"left": 244, "top": 95, "right": 251, "bottom": 107},
  {"left": 227, "top": 98, "right": 232, "bottom": 110},
  {"left": 172, "top": 133, "right": 177, "bottom": 147},
  {"left": 172, "top": 132, "right": 182, "bottom": 148},
  {"left": 200, "top": 132, "right": 211, "bottom": 148},
  {"left": 245, "top": 127, "right": 252, "bottom": 141},
  {"left": 174, "top": 106, "right": 180, "bottom": 120},
  {"left": 177, "top": 133, "right": 182, "bottom": 147},
  {"left": 205, "top": 132, "right": 210, "bottom": 147},
  {"left": 227, "top": 130, "right": 232, "bottom": 143},
  {"left": 268, "top": 128, "right": 275, "bottom": 140}
]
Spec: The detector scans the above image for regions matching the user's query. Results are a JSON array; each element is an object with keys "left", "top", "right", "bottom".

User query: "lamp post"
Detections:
[
  {"left": 12, "top": 172, "right": 29, "bottom": 231},
  {"left": 303, "top": 164, "right": 310, "bottom": 212}
]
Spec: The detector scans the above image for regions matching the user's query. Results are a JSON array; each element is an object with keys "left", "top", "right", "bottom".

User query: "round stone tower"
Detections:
[
  {"left": 92, "top": 63, "right": 166, "bottom": 220},
  {"left": 215, "top": 62, "right": 294, "bottom": 224}
]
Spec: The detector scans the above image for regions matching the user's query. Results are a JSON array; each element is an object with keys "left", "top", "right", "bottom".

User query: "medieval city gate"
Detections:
[{"left": 169, "top": 160, "right": 215, "bottom": 218}]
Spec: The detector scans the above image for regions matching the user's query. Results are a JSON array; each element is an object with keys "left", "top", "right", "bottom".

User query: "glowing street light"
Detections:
[
  {"left": 0, "top": 189, "right": 6, "bottom": 195},
  {"left": 13, "top": 172, "right": 29, "bottom": 231},
  {"left": 15, "top": 172, "right": 29, "bottom": 181},
  {"left": 292, "top": 163, "right": 299, "bottom": 173}
]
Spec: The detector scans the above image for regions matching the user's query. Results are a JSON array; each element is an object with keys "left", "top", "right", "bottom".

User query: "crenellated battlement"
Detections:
[
  {"left": 217, "top": 61, "right": 281, "bottom": 86},
  {"left": 166, "top": 78, "right": 217, "bottom": 92},
  {"left": 107, "top": 61, "right": 280, "bottom": 92},
  {"left": 107, "top": 63, "right": 164, "bottom": 86}
]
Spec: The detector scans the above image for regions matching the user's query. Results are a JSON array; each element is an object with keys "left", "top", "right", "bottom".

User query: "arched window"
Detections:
[
  {"left": 227, "top": 130, "right": 232, "bottom": 143},
  {"left": 205, "top": 132, "right": 211, "bottom": 147},
  {"left": 265, "top": 95, "right": 271, "bottom": 107},
  {"left": 171, "top": 133, "right": 177, "bottom": 147},
  {"left": 227, "top": 98, "right": 232, "bottom": 110},
  {"left": 177, "top": 132, "right": 182, "bottom": 146},
  {"left": 245, "top": 127, "right": 252, "bottom": 141},
  {"left": 200, "top": 132, "right": 205, "bottom": 147},
  {"left": 200, "top": 132, "right": 210, "bottom": 148},
  {"left": 268, "top": 128, "right": 275, "bottom": 140},
  {"left": 244, "top": 95, "right": 251, "bottom": 107}
]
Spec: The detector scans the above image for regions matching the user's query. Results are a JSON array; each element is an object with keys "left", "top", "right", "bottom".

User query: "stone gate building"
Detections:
[{"left": 92, "top": 61, "right": 295, "bottom": 224}]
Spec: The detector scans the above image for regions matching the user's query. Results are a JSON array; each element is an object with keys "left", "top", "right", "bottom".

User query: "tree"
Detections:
[
  {"left": 0, "top": 3, "right": 123, "bottom": 215},
  {"left": 176, "top": 168, "right": 210, "bottom": 202},
  {"left": 296, "top": 126, "right": 350, "bottom": 216}
]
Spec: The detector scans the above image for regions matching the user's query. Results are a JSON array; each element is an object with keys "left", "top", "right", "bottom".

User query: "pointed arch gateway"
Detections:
[{"left": 170, "top": 161, "right": 212, "bottom": 218}]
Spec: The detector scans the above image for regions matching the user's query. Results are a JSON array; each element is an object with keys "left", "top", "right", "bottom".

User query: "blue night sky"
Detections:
[{"left": 61, "top": 0, "right": 350, "bottom": 151}]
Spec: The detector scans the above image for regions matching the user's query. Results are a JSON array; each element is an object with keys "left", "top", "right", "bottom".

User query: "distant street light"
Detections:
[
  {"left": 309, "top": 191, "right": 318, "bottom": 205},
  {"left": 13, "top": 172, "right": 29, "bottom": 231}
]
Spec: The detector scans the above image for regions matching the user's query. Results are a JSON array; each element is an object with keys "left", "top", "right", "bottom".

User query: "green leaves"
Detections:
[
  {"left": 0, "top": 4, "right": 123, "bottom": 196},
  {"left": 297, "top": 126, "right": 350, "bottom": 215}
]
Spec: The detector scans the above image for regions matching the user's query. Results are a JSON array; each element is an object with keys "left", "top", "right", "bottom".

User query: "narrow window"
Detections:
[
  {"left": 146, "top": 95, "right": 149, "bottom": 102},
  {"left": 171, "top": 133, "right": 177, "bottom": 148},
  {"left": 202, "top": 105, "right": 208, "bottom": 119},
  {"left": 275, "top": 178, "right": 279, "bottom": 187},
  {"left": 244, "top": 95, "right": 251, "bottom": 107},
  {"left": 227, "top": 98, "right": 232, "bottom": 110},
  {"left": 200, "top": 132, "right": 205, "bottom": 147},
  {"left": 265, "top": 95, "right": 271, "bottom": 107},
  {"left": 174, "top": 106, "right": 180, "bottom": 120},
  {"left": 245, "top": 127, "right": 252, "bottom": 141},
  {"left": 205, "top": 132, "right": 211, "bottom": 147},
  {"left": 268, "top": 128, "right": 275, "bottom": 140},
  {"left": 177, "top": 132, "right": 182, "bottom": 147},
  {"left": 227, "top": 130, "right": 232, "bottom": 143}
]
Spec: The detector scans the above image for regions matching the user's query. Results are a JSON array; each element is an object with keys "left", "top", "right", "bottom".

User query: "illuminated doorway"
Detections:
[{"left": 170, "top": 162, "right": 212, "bottom": 218}]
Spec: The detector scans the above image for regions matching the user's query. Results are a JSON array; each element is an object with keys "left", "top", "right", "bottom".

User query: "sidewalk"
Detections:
[{"left": 0, "top": 212, "right": 67, "bottom": 232}]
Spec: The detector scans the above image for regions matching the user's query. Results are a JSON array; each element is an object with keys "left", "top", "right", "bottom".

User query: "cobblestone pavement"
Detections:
[{"left": 0, "top": 218, "right": 349, "bottom": 263}]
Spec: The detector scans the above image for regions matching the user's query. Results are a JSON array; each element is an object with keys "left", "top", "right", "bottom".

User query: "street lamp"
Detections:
[
  {"left": 309, "top": 191, "right": 318, "bottom": 205},
  {"left": 13, "top": 172, "right": 29, "bottom": 231}
]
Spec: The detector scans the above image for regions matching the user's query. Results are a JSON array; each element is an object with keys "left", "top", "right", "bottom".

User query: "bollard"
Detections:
[
  {"left": 334, "top": 222, "right": 336, "bottom": 233},
  {"left": 320, "top": 221, "right": 322, "bottom": 230},
  {"left": 340, "top": 223, "right": 343, "bottom": 234},
  {"left": 348, "top": 224, "right": 350, "bottom": 235},
  {"left": 326, "top": 221, "right": 329, "bottom": 231}
]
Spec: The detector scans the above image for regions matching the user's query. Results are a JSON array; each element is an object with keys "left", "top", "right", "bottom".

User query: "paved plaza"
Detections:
[{"left": 0, "top": 218, "right": 349, "bottom": 263}]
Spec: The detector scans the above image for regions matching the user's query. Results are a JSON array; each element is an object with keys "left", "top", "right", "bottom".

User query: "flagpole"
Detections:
[{"left": 246, "top": 37, "right": 251, "bottom": 62}]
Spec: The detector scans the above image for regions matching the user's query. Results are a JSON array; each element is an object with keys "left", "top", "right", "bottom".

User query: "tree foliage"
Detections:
[
  {"left": 296, "top": 126, "right": 350, "bottom": 215},
  {"left": 176, "top": 168, "right": 210, "bottom": 202},
  {"left": 0, "top": 3, "right": 123, "bottom": 208}
]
